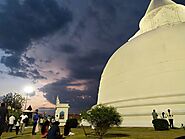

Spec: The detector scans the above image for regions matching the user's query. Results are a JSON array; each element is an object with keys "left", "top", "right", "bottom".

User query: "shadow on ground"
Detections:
[
  {"left": 175, "top": 136, "right": 185, "bottom": 139},
  {"left": 105, "top": 133, "right": 130, "bottom": 137},
  {"left": 6, "top": 135, "right": 30, "bottom": 139},
  {"left": 5, "top": 132, "right": 32, "bottom": 139}
]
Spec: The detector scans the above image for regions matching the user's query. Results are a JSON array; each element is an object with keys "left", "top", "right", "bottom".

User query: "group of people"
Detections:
[
  {"left": 152, "top": 109, "right": 174, "bottom": 128},
  {"left": 0, "top": 104, "right": 35, "bottom": 137},
  {"left": 40, "top": 117, "right": 74, "bottom": 138},
  {"left": 0, "top": 102, "right": 50, "bottom": 138},
  {"left": 39, "top": 117, "right": 63, "bottom": 139},
  {"left": 0, "top": 102, "right": 74, "bottom": 138}
]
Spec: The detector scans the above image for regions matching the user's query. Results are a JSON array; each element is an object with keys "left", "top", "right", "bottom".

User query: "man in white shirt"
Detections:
[
  {"left": 20, "top": 113, "right": 28, "bottom": 135},
  {"left": 7, "top": 115, "right": 15, "bottom": 132}
]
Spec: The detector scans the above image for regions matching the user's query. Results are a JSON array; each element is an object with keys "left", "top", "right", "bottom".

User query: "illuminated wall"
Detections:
[
  {"left": 55, "top": 96, "right": 69, "bottom": 126},
  {"left": 98, "top": 0, "right": 185, "bottom": 127}
]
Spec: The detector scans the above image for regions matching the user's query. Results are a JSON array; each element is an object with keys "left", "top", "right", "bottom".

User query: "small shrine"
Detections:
[{"left": 55, "top": 96, "right": 70, "bottom": 126}]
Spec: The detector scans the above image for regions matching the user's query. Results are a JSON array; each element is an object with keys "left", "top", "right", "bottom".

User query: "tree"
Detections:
[
  {"left": 2, "top": 93, "right": 25, "bottom": 118},
  {"left": 81, "top": 104, "right": 122, "bottom": 139}
]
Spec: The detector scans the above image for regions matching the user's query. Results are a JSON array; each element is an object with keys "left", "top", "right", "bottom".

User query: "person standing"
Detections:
[
  {"left": 0, "top": 103, "right": 8, "bottom": 138},
  {"left": 15, "top": 119, "right": 20, "bottom": 135},
  {"left": 19, "top": 113, "right": 28, "bottom": 135},
  {"left": 167, "top": 109, "right": 174, "bottom": 129},
  {"left": 39, "top": 117, "right": 44, "bottom": 128},
  {"left": 161, "top": 112, "right": 166, "bottom": 119},
  {"left": 152, "top": 109, "right": 158, "bottom": 120},
  {"left": 32, "top": 109, "right": 39, "bottom": 135},
  {"left": 7, "top": 115, "right": 15, "bottom": 132}
]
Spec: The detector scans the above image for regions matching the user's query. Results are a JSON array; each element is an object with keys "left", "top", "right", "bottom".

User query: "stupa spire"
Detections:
[
  {"left": 56, "top": 96, "right": 60, "bottom": 105},
  {"left": 146, "top": 0, "right": 175, "bottom": 13}
]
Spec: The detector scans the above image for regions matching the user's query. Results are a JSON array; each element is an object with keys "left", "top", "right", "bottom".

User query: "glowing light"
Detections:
[{"left": 24, "top": 86, "right": 34, "bottom": 94}]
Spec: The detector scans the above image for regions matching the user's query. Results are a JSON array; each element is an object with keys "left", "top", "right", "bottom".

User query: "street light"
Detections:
[{"left": 24, "top": 86, "right": 34, "bottom": 110}]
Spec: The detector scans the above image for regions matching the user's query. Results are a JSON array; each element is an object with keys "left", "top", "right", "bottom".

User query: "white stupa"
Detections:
[{"left": 97, "top": 0, "right": 185, "bottom": 127}]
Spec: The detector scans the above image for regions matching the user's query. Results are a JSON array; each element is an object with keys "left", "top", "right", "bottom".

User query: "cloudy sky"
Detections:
[{"left": 0, "top": 0, "right": 185, "bottom": 113}]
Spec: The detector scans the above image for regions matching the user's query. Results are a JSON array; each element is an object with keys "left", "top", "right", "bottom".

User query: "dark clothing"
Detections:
[
  {"left": 41, "top": 125, "right": 49, "bottom": 138},
  {"left": 15, "top": 126, "right": 19, "bottom": 135},
  {"left": 64, "top": 124, "right": 70, "bottom": 136},
  {"left": 41, "top": 120, "right": 50, "bottom": 138},
  {"left": 0, "top": 107, "right": 8, "bottom": 122},
  {"left": 32, "top": 113, "right": 39, "bottom": 135},
  {"left": 7, "top": 124, "right": 14, "bottom": 132},
  {"left": 32, "top": 122, "right": 37, "bottom": 135},
  {"left": 33, "top": 113, "right": 39, "bottom": 124},
  {"left": 0, "top": 122, "right": 7, "bottom": 136},
  {"left": 169, "top": 119, "right": 174, "bottom": 128},
  {"left": 0, "top": 106, "right": 8, "bottom": 136},
  {"left": 47, "top": 125, "right": 62, "bottom": 139}
]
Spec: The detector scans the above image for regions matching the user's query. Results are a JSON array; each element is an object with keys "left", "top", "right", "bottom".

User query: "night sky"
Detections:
[{"left": 0, "top": 0, "right": 185, "bottom": 113}]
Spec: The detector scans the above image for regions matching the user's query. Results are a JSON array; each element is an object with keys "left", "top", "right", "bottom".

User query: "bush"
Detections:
[
  {"left": 152, "top": 119, "right": 169, "bottom": 131},
  {"left": 81, "top": 104, "right": 122, "bottom": 139},
  {"left": 66, "top": 118, "right": 78, "bottom": 128}
]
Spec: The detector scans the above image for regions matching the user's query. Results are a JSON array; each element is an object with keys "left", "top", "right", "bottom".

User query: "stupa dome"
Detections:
[{"left": 97, "top": 0, "right": 185, "bottom": 127}]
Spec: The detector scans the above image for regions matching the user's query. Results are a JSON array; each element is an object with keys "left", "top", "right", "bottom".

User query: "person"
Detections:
[
  {"left": 19, "top": 113, "right": 28, "bottom": 135},
  {"left": 51, "top": 117, "right": 55, "bottom": 124},
  {"left": 64, "top": 123, "right": 70, "bottom": 136},
  {"left": 181, "top": 124, "right": 185, "bottom": 130},
  {"left": 161, "top": 112, "right": 167, "bottom": 119},
  {"left": 167, "top": 109, "right": 174, "bottom": 128},
  {"left": 152, "top": 109, "right": 158, "bottom": 120},
  {"left": 40, "top": 117, "right": 44, "bottom": 128},
  {"left": 15, "top": 119, "right": 20, "bottom": 135},
  {"left": 64, "top": 121, "right": 75, "bottom": 136},
  {"left": 32, "top": 109, "right": 39, "bottom": 135},
  {"left": 7, "top": 115, "right": 15, "bottom": 132},
  {"left": 0, "top": 103, "right": 8, "bottom": 138},
  {"left": 47, "top": 121, "right": 63, "bottom": 139},
  {"left": 41, "top": 120, "right": 50, "bottom": 138}
]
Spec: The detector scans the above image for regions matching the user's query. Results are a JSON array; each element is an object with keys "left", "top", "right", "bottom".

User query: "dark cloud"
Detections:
[
  {"left": 9, "top": 71, "right": 28, "bottom": 78},
  {"left": 24, "top": 56, "right": 35, "bottom": 65},
  {"left": 62, "top": 0, "right": 149, "bottom": 80},
  {"left": 41, "top": 78, "right": 98, "bottom": 113},
  {"left": 67, "top": 50, "right": 109, "bottom": 80},
  {"left": 59, "top": 44, "right": 78, "bottom": 54},
  {"left": 0, "top": 0, "right": 72, "bottom": 79},
  {"left": 1, "top": 54, "right": 21, "bottom": 70},
  {"left": 0, "top": 0, "right": 72, "bottom": 52},
  {"left": 41, "top": 0, "right": 149, "bottom": 113},
  {"left": 1, "top": 53, "right": 46, "bottom": 79}
]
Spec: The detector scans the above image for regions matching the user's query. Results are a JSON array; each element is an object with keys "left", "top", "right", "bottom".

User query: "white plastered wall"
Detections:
[
  {"left": 55, "top": 104, "right": 69, "bottom": 126},
  {"left": 98, "top": 23, "right": 185, "bottom": 127}
]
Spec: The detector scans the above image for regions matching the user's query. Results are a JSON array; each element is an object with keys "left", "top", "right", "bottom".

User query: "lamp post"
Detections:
[
  {"left": 24, "top": 93, "right": 28, "bottom": 110},
  {"left": 24, "top": 86, "right": 34, "bottom": 110}
]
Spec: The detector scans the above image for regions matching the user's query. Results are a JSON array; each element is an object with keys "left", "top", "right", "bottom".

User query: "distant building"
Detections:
[
  {"left": 55, "top": 96, "right": 70, "bottom": 126},
  {"left": 68, "top": 114, "right": 80, "bottom": 119}
]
